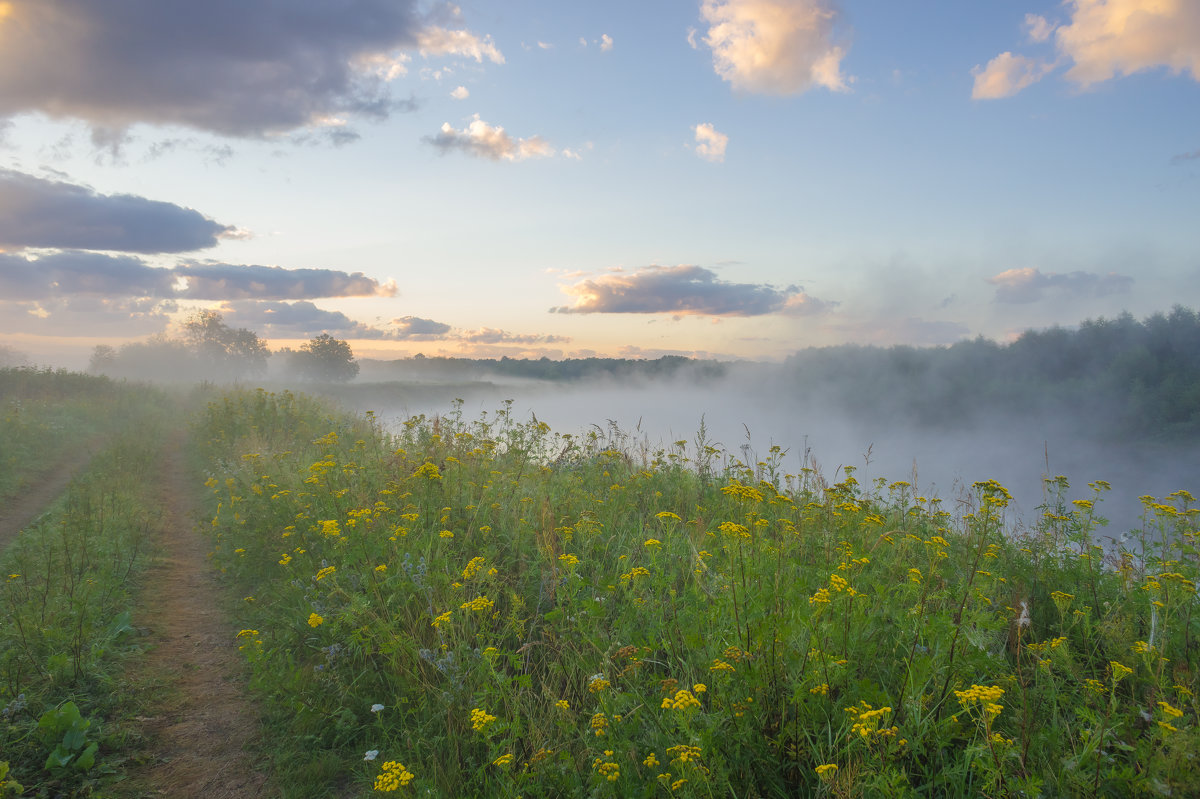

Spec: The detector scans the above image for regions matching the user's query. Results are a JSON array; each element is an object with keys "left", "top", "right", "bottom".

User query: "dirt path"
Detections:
[
  {"left": 123, "top": 436, "right": 274, "bottom": 798},
  {"left": 0, "top": 436, "right": 105, "bottom": 549}
]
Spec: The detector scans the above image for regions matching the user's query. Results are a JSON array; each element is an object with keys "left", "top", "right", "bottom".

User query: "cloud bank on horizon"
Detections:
[{"left": 0, "top": 0, "right": 1196, "bottom": 363}]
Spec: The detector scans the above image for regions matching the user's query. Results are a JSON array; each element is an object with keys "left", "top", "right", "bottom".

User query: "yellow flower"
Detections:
[
  {"left": 460, "top": 595, "right": 494, "bottom": 613},
  {"left": 643, "top": 752, "right": 660, "bottom": 767},
  {"left": 373, "top": 760, "right": 415, "bottom": 792},
  {"left": 462, "top": 556, "right": 486, "bottom": 579},
  {"left": 438, "top": 530, "right": 454, "bottom": 539},
  {"left": 1110, "top": 661, "right": 1133, "bottom": 683},
  {"left": 555, "top": 699, "right": 570, "bottom": 711},
  {"left": 315, "top": 565, "right": 336, "bottom": 580},
  {"left": 588, "top": 676, "right": 611, "bottom": 693},
  {"left": 431, "top": 611, "right": 452, "bottom": 629},
  {"left": 470, "top": 708, "right": 497, "bottom": 732},
  {"left": 644, "top": 538, "right": 662, "bottom": 549},
  {"left": 492, "top": 753, "right": 514, "bottom": 767},
  {"left": 655, "top": 511, "right": 682, "bottom": 522},
  {"left": 815, "top": 763, "right": 838, "bottom": 781},
  {"left": 375, "top": 564, "right": 387, "bottom": 572},
  {"left": 307, "top": 612, "right": 323, "bottom": 627}
]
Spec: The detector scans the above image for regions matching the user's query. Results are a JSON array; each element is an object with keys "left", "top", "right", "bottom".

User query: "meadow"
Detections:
[
  {"left": 197, "top": 390, "right": 1198, "bottom": 797},
  {"left": 0, "top": 374, "right": 1197, "bottom": 797}
]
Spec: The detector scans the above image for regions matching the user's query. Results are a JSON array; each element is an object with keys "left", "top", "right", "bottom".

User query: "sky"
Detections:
[{"left": 1, "top": 0, "right": 1198, "bottom": 366}]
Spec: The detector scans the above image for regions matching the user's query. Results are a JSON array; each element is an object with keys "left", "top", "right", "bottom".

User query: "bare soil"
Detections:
[
  {"left": 122, "top": 436, "right": 275, "bottom": 798},
  {"left": 0, "top": 436, "right": 104, "bottom": 549}
]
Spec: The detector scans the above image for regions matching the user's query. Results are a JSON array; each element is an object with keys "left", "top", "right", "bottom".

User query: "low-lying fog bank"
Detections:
[{"left": 328, "top": 368, "right": 1198, "bottom": 541}]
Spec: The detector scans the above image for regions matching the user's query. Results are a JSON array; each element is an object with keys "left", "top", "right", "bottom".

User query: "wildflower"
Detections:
[
  {"left": 710, "top": 658, "right": 736, "bottom": 673},
  {"left": 661, "top": 689, "right": 702, "bottom": 711},
  {"left": 364, "top": 750, "right": 379, "bottom": 761},
  {"left": 278, "top": 553, "right": 292, "bottom": 565},
  {"left": 558, "top": 553, "right": 580, "bottom": 568},
  {"left": 643, "top": 752, "right": 660, "bottom": 767},
  {"left": 307, "top": 613, "right": 323, "bottom": 628},
  {"left": 460, "top": 595, "right": 494, "bottom": 613},
  {"left": 371, "top": 704, "right": 385, "bottom": 713},
  {"left": 1158, "top": 701, "right": 1184, "bottom": 719},
  {"left": 592, "top": 753, "right": 620, "bottom": 782},
  {"left": 815, "top": 763, "right": 838, "bottom": 781},
  {"left": 413, "top": 462, "right": 442, "bottom": 480},
  {"left": 588, "top": 675, "right": 611, "bottom": 693},
  {"left": 590, "top": 712, "right": 609, "bottom": 736},
  {"left": 315, "top": 566, "right": 336, "bottom": 580},
  {"left": 438, "top": 530, "right": 454, "bottom": 539},
  {"left": 470, "top": 708, "right": 497, "bottom": 732},
  {"left": 644, "top": 538, "right": 662, "bottom": 550},
  {"left": 656, "top": 511, "right": 682, "bottom": 521},
  {"left": 810, "top": 683, "right": 829, "bottom": 695},
  {"left": 462, "top": 557, "right": 486, "bottom": 579},
  {"left": 555, "top": 699, "right": 570, "bottom": 710},
  {"left": 431, "top": 611, "right": 452, "bottom": 629},
  {"left": 693, "top": 683, "right": 706, "bottom": 693},
  {"left": 235, "top": 629, "right": 259, "bottom": 639},
  {"left": 493, "top": 753, "right": 514, "bottom": 767},
  {"left": 318, "top": 519, "right": 340, "bottom": 536},
  {"left": 375, "top": 564, "right": 387, "bottom": 572},
  {"left": 1110, "top": 661, "right": 1133, "bottom": 684},
  {"left": 373, "top": 760, "right": 414, "bottom": 792}
]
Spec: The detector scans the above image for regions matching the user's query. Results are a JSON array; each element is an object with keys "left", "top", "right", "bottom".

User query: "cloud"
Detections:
[
  {"left": 971, "top": 52, "right": 1054, "bottom": 99},
  {"left": 451, "top": 85, "right": 470, "bottom": 99},
  {"left": 1024, "top": 13, "right": 1055, "bottom": 43},
  {"left": 987, "top": 267, "right": 1134, "bottom": 304},
  {"left": 692, "top": 123, "right": 729, "bottom": 162},
  {"left": 390, "top": 315, "right": 453, "bottom": 340},
  {"left": 0, "top": 1, "right": 498, "bottom": 138},
  {"left": 0, "top": 251, "right": 175, "bottom": 300},
  {"left": 0, "top": 296, "right": 175, "bottom": 336},
  {"left": 0, "top": 168, "right": 229, "bottom": 253},
  {"left": 1057, "top": 0, "right": 1200, "bottom": 87},
  {"left": 418, "top": 26, "right": 505, "bottom": 64},
  {"left": 700, "top": 0, "right": 850, "bottom": 94},
  {"left": 600, "top": 34, "right": 614, "bottom": 52},
  {"left": 551, "top": 264, "right": 829, "bottom": 317},
  {"left": 425, "top": 114, "right": 555, "bottom": 161},
  {"left": 458, "top": 328, "right": 571, "bottom": 345},
  {"left": 173, "top": 262, "right": 397, "bottom": 300},
  {"left": 973, "top": 1, "right": 1200, "bottom": 99},
  {"left": 1171, "top": 148, "right": 1200, "bottom": 164},
  {"left": 0, "top": 250, "right": 395, "bottom": 301}
]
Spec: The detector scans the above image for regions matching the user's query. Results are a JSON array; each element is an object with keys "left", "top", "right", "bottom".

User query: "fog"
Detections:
[{"left": 334, "top": 364, "right": 1198, "bottom": 541}]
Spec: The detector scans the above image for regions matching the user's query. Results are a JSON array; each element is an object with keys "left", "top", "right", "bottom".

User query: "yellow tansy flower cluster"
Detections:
[{"left": 373, "top": 760, "right": 414, "bottom": 792}]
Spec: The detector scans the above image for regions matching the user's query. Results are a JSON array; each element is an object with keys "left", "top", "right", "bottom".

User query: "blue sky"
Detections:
[{"left": 1, "top": 0, "right": 1197, "bottom": 364}]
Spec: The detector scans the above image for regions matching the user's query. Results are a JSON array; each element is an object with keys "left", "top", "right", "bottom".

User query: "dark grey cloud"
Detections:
[
  {"left": 391, "top": 316, "right": 453, "bottom": 340},
  {"left": 0, "top": 251, "right": 176, "bottom": 300},
  {"left": 175, "top": 262, "right": 396, "bottom": 300},
  {"left": 987, "top": 267, "right": 1134, "bottom": 304},
  {"left": 0, "top": 168, "right": 229, "bottom": 253},
  {"left": 0, "top": 251, "right": 395, "bottom": 301},
  {"left": 219, "top": 303, "right": 454, "bottom": 340},
  {"left": 551, "top": 264, "right": 827, "bottom": 317},
  {"left": 0, "top": 0, "right": 435, "bottom": 138}
]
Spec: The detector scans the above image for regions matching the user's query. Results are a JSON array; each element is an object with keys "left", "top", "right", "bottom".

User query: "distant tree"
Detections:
[
  {"left": 88, "top": 344, "right": 117, "bottom": 374},
  {"left": 182, "top": 309, "right": 268, "bottom": 380},
  {"left": 295, "top": 334, "right": 359, "bottom": 382}
]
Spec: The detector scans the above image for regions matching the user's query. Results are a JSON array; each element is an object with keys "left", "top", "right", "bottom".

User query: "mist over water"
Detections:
[{"left": 343, "top": 368, "right": 1199, "bottom": 540}]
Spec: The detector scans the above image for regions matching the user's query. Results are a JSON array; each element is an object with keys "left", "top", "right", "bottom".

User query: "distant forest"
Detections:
[{"left": 366, "top": 306, "right": 1200, "bottom": 443}]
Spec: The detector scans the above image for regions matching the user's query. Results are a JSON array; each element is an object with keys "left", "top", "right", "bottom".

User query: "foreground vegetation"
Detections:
[
  {"left": 0, "top": 379, "right": 172, "bottom": 796},
  {"left": 197, "top": 390, "right": 1198, "bottom": 797},
  {"left": 1, "top": 364, "right": 1196, "bottom": 797}
]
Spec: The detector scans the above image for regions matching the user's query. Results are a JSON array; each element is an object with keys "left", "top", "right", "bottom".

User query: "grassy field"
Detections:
[
  {"left": 196, "top": 390, "right": 1198, "bottom": 797},
  {"left": 1, "top": 377, "right": 1197, "bottom": 797}
]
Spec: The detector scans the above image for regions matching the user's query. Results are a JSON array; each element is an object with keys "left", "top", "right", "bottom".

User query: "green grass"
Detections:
[
  {"left": 0, "top": 384, "right": 172, "bottom": 797},
  {"left": 194, "top": 390, "right": 1200, "bottom": 798}
]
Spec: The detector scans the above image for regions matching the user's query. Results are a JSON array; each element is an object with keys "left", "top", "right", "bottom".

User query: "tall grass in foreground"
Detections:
[
  {"left": 199, "top": 389, "right": 1199, "bottom": 798},
  {"left": 0, "top": 386, "right": 171, "bottom": 796}
]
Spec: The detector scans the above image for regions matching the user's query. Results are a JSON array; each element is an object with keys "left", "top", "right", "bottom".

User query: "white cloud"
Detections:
[
  {"left": 687, "top": 28, "right": 699, "bottom": 49},
  {"left": 450, "top": 85, "right": 469, "bottom": 99},
  {"left": 1057, "top": 0, "right": 1200, "bottom": 86},
  {"left": 579, "top": 36, "right": 588, "bottom": 47},
  {"left": 418, "top": 27, "right": 505, "bottom": 64},
  {"left": 425, "top": 114, "right": 555, "bottom": 161},
  {"left": 537, "top": 41, "right": 554, "bottom": 50},
  {"left": 600, "top": 34, "right": 614, "bottom": 52},
  {"left": 973, "top": 0, "right": 1200, "bottom": 99},
  {"left": 700, "top": 0, "right": 850, "bottom": 94},
  {"left": 971, "top": 51, "right": 1052, "bottom": 99},
  {"left": 1024, "top": 13, "right": 1055, "bottom": 43},
  {"left": 692, "top": 123, "right": 728, "bottom": 163}
]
